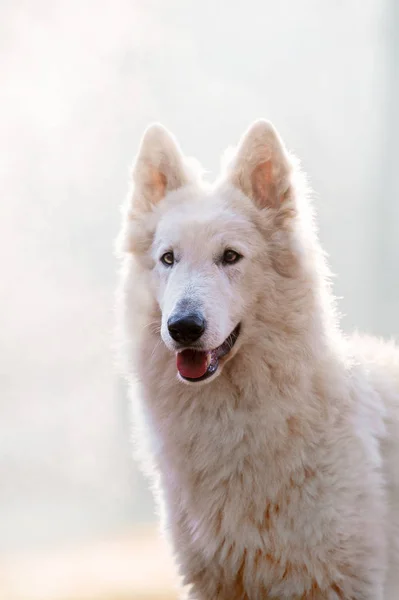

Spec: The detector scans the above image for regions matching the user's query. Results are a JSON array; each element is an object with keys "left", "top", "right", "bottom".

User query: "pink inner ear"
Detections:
[
  {"left": 252, "top": 160, "right": 281, "bottom": 209},
  {"left": 147, "top": 167, "right": 167, "bottom": 203}
]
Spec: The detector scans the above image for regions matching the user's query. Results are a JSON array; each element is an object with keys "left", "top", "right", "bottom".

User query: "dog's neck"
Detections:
[
  {"left": 142, "top": 317, "right": 338, "bottom": 501},
  {"left": 140, "top": 284, "right": 339, "bottom": 443}
]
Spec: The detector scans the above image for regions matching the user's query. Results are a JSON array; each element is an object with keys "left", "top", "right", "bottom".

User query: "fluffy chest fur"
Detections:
[{"left": 136, "top": 350, "right": 387, "bottom": 599}]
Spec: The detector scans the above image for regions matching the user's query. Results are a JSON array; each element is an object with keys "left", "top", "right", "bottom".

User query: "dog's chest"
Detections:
[{"left": 162, "top": 412, "right": 337, "bottom": 597}]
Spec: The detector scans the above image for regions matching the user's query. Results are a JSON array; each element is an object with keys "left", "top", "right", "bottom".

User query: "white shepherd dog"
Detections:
[{"left": 116, "top": 120, "right": 399, "bottom": 599}]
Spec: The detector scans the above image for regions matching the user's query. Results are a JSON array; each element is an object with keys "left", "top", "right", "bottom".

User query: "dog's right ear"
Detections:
[
  {"left": 131, "top": 124, "right": 191, "bottom": 214},
  {"left": 227, "top": 120, "right": 293, "bottom": 211}
]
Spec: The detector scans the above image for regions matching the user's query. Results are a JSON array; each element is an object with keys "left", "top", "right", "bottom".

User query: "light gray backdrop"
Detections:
[{"left": 1, "top": 0, "right": 397, "bottom": 556}]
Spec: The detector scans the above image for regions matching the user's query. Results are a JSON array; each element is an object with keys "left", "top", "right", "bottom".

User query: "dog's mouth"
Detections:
[{"left": 176, "top": 324, "right": 241, "bottom": 382}]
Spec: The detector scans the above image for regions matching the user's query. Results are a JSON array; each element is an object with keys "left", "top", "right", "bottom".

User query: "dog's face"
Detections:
[
  {"left": 152, "top": 192, "right": 265, "bottom": 375},
  {"left": 122, "top": 120, "right": 301, "bottom": 384}
]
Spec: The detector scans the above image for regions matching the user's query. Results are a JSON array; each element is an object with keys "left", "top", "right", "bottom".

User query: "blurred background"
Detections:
[{"left": 1, "top": 0, "right": 398, "bottom": 598}]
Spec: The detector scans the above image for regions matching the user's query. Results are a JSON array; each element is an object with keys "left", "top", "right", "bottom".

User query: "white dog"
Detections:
[{"left": 116, "top": 120, "right": 399, "bottom": 599}]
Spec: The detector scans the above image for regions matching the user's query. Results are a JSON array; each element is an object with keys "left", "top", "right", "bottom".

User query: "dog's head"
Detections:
[{"left": 120, "top": 121, "right": 317, "bottom": 385}]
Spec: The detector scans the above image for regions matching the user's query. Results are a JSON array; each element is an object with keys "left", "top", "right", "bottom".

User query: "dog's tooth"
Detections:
[{"left": 206, "top": 353, "right": 211, "bottom": 368}]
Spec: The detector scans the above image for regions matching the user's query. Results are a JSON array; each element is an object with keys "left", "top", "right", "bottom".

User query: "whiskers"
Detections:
[
  {"left": 141, "top": 319, "right": 166, "bottom": 361},
  {"left": 141, "top": 319, "right": 162, "bottom": 335},
  {"left": 223, "top": 331, "right": 235, "bottom": 353},
  {"left": 150, "top": 337, "right": 164, "bottom": 361},
  {"left": 226, "top": 336, "right": 234, "bottom": 352}
]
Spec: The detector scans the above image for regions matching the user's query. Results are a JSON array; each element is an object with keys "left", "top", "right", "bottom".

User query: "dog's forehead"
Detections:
[{"left": 155, "top": 193, "right": 255, "bottom": 249}]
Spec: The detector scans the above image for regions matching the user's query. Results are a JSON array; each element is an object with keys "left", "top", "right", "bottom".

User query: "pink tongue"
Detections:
[{"left": 176, "top": 349, "right": 208, "bottom": 379}]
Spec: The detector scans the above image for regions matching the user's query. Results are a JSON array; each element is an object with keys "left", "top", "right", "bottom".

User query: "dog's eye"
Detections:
[
  {"left": 222, "top": 249, "right": 242, "bottom": 265},
  {"left": 160, "top": 251, "right": 174, "bottom": 266}
]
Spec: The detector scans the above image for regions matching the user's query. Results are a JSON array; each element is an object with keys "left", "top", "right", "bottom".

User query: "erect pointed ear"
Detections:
[
  {"left": 131, "top": 123, "right": 191, "bottom": 213},
  {"left": 228, "top": 120, "right": 293, "bottom": 210}
]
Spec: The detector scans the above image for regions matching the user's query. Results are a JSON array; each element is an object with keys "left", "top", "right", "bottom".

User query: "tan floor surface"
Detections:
[{"left": 0, "top": 528, "right": 177, "bottom": 600}]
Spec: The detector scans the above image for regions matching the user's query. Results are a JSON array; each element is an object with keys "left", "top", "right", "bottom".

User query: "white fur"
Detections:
[{"left": 116, "top": 120, "right": 399, "bottom": 599}]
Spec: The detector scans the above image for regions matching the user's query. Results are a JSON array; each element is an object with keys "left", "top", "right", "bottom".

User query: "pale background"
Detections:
[{"left": 1, "top": 0, "right": 398, "bottom": 598}]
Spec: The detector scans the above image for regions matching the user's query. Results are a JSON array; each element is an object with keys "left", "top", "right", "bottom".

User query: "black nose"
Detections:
[{"left": 167, "top": 313, "right": 206, "bottom": 344}]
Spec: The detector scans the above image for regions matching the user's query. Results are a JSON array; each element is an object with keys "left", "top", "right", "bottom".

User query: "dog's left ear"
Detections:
[
  {"left": 131, "top": 123, "right": 191, "bottom": 214},
  {"left": 228, "top": 120, "right": 293, "bottom": 210}
]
